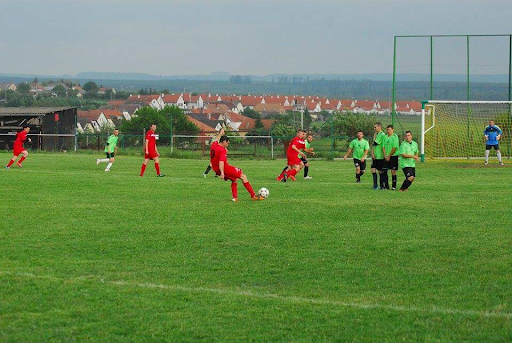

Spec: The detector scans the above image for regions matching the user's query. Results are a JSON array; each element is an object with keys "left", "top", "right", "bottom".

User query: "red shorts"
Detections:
[
  {"left": 287, "top": 154, "right": 302, "bottom": 166},
  {"left": 144, "top": 150, "right": 158, "bottom": 159},
  {"left": 13, "top": 145, "right": 25, "bottom": 156},
  {"left": 223, "top": 165, "right": 243, "bottom": 182}
]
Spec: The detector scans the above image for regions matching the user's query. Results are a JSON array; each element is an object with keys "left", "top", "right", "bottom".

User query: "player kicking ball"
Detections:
[
  {"left": 210, "top": 128, "right": 264, "bottom": 201},
  {"left": 344, "top": 130, "right": 369, "bottom": 183},
  {"left": 96, "top": 129, "right": 119, "bottom": 172},
  {"left": 140, "top": 124, "right": 165, "bottom": 177},
  {"left": 399, "top": 131, "right": 419, "bottom": 192},
  {"left": 276, "top": 129, "right": 307, "bottom": 182},
  {"left": 6, "top": 126, "right": 31, "bottom": 169},
  {"left": 483, "top": 120, "right": 504, "bottom": 166}
]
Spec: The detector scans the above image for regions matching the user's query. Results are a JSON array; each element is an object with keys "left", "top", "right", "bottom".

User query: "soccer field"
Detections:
[{"left": 1, "top": 153, "right": 511, "bottom": 341}]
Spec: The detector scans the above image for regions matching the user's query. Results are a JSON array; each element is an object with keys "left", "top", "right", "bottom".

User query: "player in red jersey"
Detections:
[
  {"left": 210, "top": 128, "right": 264, "bottom": 202},
  {"left": 276, "top": 129, "right": 307, "bottom": 182},
  {"left": 6, "top": 126, "right": 31, "bottom": 169},
  {"left": 140, "top": 124, "right": 165, "bottom": 177}
]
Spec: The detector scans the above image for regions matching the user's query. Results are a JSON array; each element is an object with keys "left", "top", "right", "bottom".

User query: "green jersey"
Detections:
[
  {"left": 383, "top": 133, "right": 400, "bottom": 157},
  {"left": 349, "top": 138, "right": 369, "bottom": 160},
  {"left": 399, "top": 140, "right": 419, "bottom": 168},
  {"left": 373, "top": 131, "right": 386, "bottom": 159},
  {"left": 104, "top": 134, "right": 118, "bottom": 153},
  {"left": 298, "top": 140, "right": 311, "bottom": 158}
]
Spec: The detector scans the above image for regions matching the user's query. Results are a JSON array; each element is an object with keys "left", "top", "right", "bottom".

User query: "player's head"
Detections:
[
  {"left": 489, "top": 119, "right": 495, "bottom": 127},
  {"left": 386, "top": 125, "right": 394, "bottom": 135},
  {"left": 150, "top": 124, "right": 157, "bottom": 131},
  {"left": 113, "top": 128, "right": 119, "bottom": 136},
  {"left": 307, "top": 134, "right": 313, "bottom": 142},
  {"left": 357, "top": 130, "right": 364, "bottom": 139},
  {"left": 405, "top": 130, "right": 413, "bottom": 142},
  {"left": 219, "top": 135, "right": 230, "bottom": 147},
  {"left": 297, "top": 129, "right": 306, "bottom": 138},
  {"left": 23, "top": 126, "right": 30, "bottom": 133},
  {"left": 374, "top": 122, "right": 382, "bottom": 132}
]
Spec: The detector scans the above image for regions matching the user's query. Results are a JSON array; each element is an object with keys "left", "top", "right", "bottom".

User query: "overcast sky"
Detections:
[{"left": 1, "top": 0, "right": 511, "bottom": 76}]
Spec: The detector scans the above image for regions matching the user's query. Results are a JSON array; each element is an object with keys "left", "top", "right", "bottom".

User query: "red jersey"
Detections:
[
  {"left": 287, "top": 136, "right": 305, "bottom": 156},
  {"left": 210, "top": 141, "right": 228, "bottom": 173},
  {"left": 145, "top": 130, "right": 157, "bottom": 152},
  {"left": 14, "top": 131, "right": 28, "bottom": 148}
]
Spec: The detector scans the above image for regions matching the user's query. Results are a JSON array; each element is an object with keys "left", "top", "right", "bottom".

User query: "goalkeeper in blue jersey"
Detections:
[{"left": 483, "top": 120, "right": 504, "bottom": 166}]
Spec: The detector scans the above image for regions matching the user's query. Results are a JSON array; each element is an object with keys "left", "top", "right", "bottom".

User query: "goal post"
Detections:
[{"left": 421, "top": 101, "right": 512, "bottom": 160}]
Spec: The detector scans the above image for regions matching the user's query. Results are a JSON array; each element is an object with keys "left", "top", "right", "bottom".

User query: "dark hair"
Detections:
[
  {"left": 219, "top": 135, "right": 230, "bottom": 143},
  {"left": 405, "top": 130, "right": 412, "bottom": 135},
  {"left": 374, "top": 122, "right": 382, "bottom": 127},
  {"left": 298, "top": 129, "right": 306, "bottom": 133},
  {"left": 489, "top": 119, "right": 495, "bottom": 122},
  {"left": 114, "top": 128, "right": 119, "bottom": 131},
  {"left": 357, "top": 130, "right": 364, "bottom": 133},
  {"left": 23, "top": 125, "right": 30, "bottom": 129},
  {"left": 150, "top": 123, "right": 157, "bottom": 127},
  {"left": 386, "top": 125, "right": 394, "bottom": 129}
]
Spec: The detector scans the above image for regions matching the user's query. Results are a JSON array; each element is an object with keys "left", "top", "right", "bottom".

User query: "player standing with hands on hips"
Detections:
[
  {"left": 140, "top": 124, "right": 165, "bottom": 177},
  {"left": 484, "top": 119, "right": 504, "bottom": 166},
  {"left": 6, "top": 126, "right": 31, "bottom": 169}
]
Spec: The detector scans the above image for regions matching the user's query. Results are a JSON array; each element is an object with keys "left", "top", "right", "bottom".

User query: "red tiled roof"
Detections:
[{"left": 162, "top": 94, "right": 183, "bottom": 103}]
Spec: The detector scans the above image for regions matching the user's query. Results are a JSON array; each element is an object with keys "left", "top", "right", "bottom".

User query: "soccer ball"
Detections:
[{"left": 258, "top": 187, "right": 269, "bottom": 198}]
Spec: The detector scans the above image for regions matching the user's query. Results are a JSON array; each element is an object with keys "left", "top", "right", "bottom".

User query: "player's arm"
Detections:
[
  {"left": 291, "top": 144, "right": 306, "bottom": 157},
  {"left": 145, "top": 138, "right": 149, "bottom": 154},
  {"left": 362, "top": 149, "right": 369, "bottom": 160},
  {"left": 343, "top": 148, "right": 352, "bottom": 160},
  {"left": 483, "top": 127, "right": 489, "bottom": 140},
  {"left": 213, "top": 128, "right": 225, "bottom": 143},
  {"left": 401, "top": 151, "right": 419, "bottom": 161},
  {"left": 219, "top": 161, "right": 225, "bottom": 179},
  {"left": 497, "top": 126, "right": 502, "bottom": 140}
]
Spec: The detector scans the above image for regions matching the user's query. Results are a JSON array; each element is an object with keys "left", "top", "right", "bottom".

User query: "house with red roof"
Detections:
[
  {"left": 126, "top": 94, "right": 165, "bottom": 110},
  {"left": 162, "top": 94, "right": 185, "bottom": 109}
]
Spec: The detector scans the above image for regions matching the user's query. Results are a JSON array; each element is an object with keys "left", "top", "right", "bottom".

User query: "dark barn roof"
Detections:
[{"left": 0, "top": 107, "right": 77, "bottom": 117}]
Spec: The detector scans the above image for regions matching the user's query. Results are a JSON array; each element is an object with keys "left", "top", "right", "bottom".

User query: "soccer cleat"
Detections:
[
  {"left": 484, "top": 161, "right": 488, "bottom": 165},
  {"left": 96, "top": 159, "right": 100, "bottom": 165},
  {"left": 356, "top": 180, "right": 361, "bottom": 184},
  {"left": 232, "top": 198, "right": 238, "bottom": 202},
  {"left": 276, "top": 176, "right": 283, "bottom": 182},
  {"left": 372, "top": 186, "right": 379, "bottom": 190},
  {"left": 203, "top": 173, "right": 207, "bottom": 178},
  {"left": 392, "top": 187, "right": 396, "bottom": 190},
  {"left": 5, "top": 166, "right": 10, "bottom": 169},
  {"left": 16, "top": 163, "right": 23, "bottom": 168},
  {"left": 499, "top": 162, "right": 504, "bottom": 166},
  {"left": 304, "top": 176, "right": 313, "bottom": 180},
  {"left": 288, "top": 175, "right": 296, "bottom": 181},
  {"left": 157, "top": 174, "right": 166, "bottom": 177},
  {"left": 105, "top": 169, "right": 110, "bottom": 172},
  {"left": 252, "top": 195, "right": 265, "bottom": 201}
]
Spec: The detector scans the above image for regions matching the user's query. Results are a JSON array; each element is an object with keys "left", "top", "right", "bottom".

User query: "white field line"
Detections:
[{"left": 1, "top": 271, "right": 511, "bottom": 320}]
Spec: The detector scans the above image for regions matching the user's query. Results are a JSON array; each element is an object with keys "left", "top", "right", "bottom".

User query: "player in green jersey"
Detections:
[
  {"left": 371, "top": 122, "right": 386, "bottom": 190},
  {"left": 344, "top": 130, "right": 369, "bottom": 183},
  {"left": 382, "top": 125, "right": 400, "bottom": 190},
  {"left": 399, "top": 131, "right": 419, "bottom": 192},
  {"left": 301, "top": 134, "right": 315, "bottom": 179},
  {"left": 96, "top": 129, "right": 119, "bottom": 172}
]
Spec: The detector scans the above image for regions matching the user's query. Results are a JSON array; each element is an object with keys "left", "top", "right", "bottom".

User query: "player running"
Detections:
[
  {"left": 382, "top": 125, "right": 400, "bottom": 190},
  {"left": 399, "top": 131, "right": 419, "bottom": 192},
  {"left": 276, "top": 129, "right": 307, "bottom": 182},
  {"left": 344, "top": 130, "right": 369, "bottom": 183},
  {"left": 210, "top": 128, "right": 264, "bottom": 201},
  {"left": 140, "top": 124, "right": 165, "bottom": 177},
  {"left": 302, "top": 134, "right": 315, "bottom": 179},
  {"left": 483, "top": 119, "right": 504, "bottom": 166},
  {"left": 370, "top": 122, "right": 386, "bottom": 189},
  {"left": 96, "top": 129, "right": 119, "bottom": 172},
  {"left": 6, "top": 126, "right": 31, "bottom": 169}
]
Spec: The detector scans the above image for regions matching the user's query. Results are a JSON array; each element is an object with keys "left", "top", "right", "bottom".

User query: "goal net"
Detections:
[{"left": 421, "top": 101, "right": 512, "bottom": 159}]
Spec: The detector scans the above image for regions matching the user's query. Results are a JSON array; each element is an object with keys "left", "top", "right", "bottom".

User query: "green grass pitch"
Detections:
[{"left": 1, "top": 152, "right": 511, "bottom": 341}]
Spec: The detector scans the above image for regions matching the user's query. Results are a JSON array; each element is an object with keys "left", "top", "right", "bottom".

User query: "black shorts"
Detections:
[
  {"left": 486, "top": 144, "right": 499, "bottom": 150},
  {"left": 371, "top": 158, "right": 384, "bottom": 171},
  {"left": 402, "top": 167, "right": 416, "bottom": 178},
  {"left": 106, "top": 152, "right": 114, "bottom": 159},
  {"left": 300, "top": 157, "right": 308, "bottom": 164},
  {"left": 383, "top": 156, "right": 399, "bottom": 171},
  {"left": 353, "top": 158, "right": 366, "bottom": 171}
]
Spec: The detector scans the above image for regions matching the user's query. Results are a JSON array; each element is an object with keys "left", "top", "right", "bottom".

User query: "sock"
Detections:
[
  {"left": 392, "top": 175, "right": 397, "bottom": 189},
  {"left": 106, "top": 162, "right": 113, "bottom": 170},
  {"left": 356, "top": 173, "right": 360, "bottom": 181},
  {"left": 100, "top": 158, "right": 109, "bottom": 163},
  {"left": 360, "top": 171, "right": 365, "bottom": 178},
  {"left": 383, "top": 170, "right": 389, "bottom": 189},
  {"left": 7, "top": 159, "right": 15, "bottom": 167},
  {"left": 372, "top": 173, "right": 378, "bottom": 187},
  {"left": 140, "top": 164, "right": 147, "bottom": 176},
  {"left": 485, "top": 150, "right": 490, "bottom": 162},
  {"left": 286, "top": 169, "right": 297, "bottom": 177},
  {"left": 18, "top": 156, "right": 26, "bottom": 164},
  {"left": 204, "top": 165, "right": 212, "bottom": 174},
  {"left": 243, "top": 182, "right": 256, "bottom": 198},
  {"left": 278, "top": 168, "right": 287, "bottom": 178},
  {"left": 400, "top": 179, "right": 412, "bottom": 190},
  {"left": 379, "top": 173, "right": 384, "bottom": 189},
  {"left": 497, "top": 151, "right": 502, "bottom": 163},
  {"left": 282, "top": 166, "right": 288, "bottom": 173},
  {"left": 155, "top": 163, "right": 161, "bottom": 175},
  {"left": 304, "top": 166, "right": 309, "bottom": 177},
  {"left": 231, "top": 182, "right": 238, "bottom": 198}
]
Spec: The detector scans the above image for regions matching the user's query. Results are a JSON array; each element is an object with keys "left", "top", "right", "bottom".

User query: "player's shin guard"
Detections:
[
  {"left": 140, "top": 164, "right": 147, "bottom": 176},
  {"left": 392, "top": 175, "right": 397, "bottom": 189},
  {"left": 106, "top": 162, "right": 113, "bottom": 170},
  {"left": 204, "top": 165, "right": 212, "bottom": 175},
  {"left": 356, "top": 173, "right": 360, "bottom": 181},
  {"left": 379, "top": 173, "right": 384, "bottom": 189},
  {"left": 304, "top": 166, "right": 309, "bottom": 177},
  {"left": 155, "top": 163, "right": 161, "bottom": 175},
  {"left": 231, "top": 182, "right": 238, "bottom": 199},
  {"left": 243, "top": 182, "right": 256, "bottom": 198},
  {"left": 372, "top": 172, "right": 378, "bottom": 188},
  {"left": 18, "top": 156, "right": 26, "bottom": 164},
  {"left": 400, "top": 179, "right": 412, "bottom": 190},
  {"left": 497, "top": 151, "right": 502, "bottom": 163},
  {"left": 382, "top": 170, "right": 389, "bottom": 189},
  {"left": 7, "top": 159, "right": 15, "bottom": 167},
  {"left": 286, "top": 168, "right": 298, "bottom": 177},
  {"left": 100, "top": 159, "right": 109, "bottom": 163},
  {"left": 485, "top": 150, "right": 490, "bottom": 163}
]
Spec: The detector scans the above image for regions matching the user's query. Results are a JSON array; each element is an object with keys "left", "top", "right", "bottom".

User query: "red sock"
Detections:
[
  {"left": 231, "top": 182, "right": 238, "bottom": 198},
  {"left": 278, "top": 169, "right": 287, "bottom": 178},
  {"left": 155, "top": 163, "right": 160, "bottom": 175},
  {"left": 140, "top": 164, "right": 147, "bottom": 176},
  {"left": 243, "top": 182, "right": 256, "bottom": 198},
  {"left": 7, "top": 159, "right": 14, "bottom": 167},
  {"left": 286, "top": 169, "right": 297, "bottom": 177},
  {"left": 18, "top": 156, "right": 26, "bottom": 164}
]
